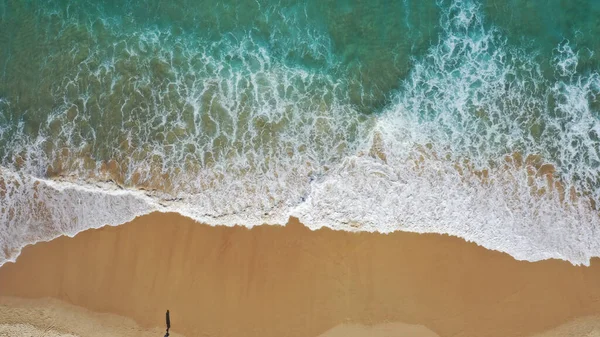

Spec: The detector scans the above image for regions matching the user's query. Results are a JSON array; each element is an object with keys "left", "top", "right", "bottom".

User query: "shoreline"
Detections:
[
  {"left": 2, "top": 212, "right": 600, "bottom": 336},
  {"left": 3, "top": 161, "right": 600, "bottom": 269}
]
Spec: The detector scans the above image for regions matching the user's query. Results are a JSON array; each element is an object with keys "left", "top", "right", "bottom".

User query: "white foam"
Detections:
[
  {"left": 297, "top": 0, "right": 600, "bottom": 265},
  {"left": 2, "top": 0, "right": 600, "bottom": 267},
  {"left": 294, "top": 154, "right": 600, "bottom": 265},
  {"left": 0, "top": 168, "right": 157, "bottom": 266}
]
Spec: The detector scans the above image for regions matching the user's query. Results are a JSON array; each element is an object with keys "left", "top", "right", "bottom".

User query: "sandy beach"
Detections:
[
  {"left": 3, "top": 0, "right": 600, "bottom": 336},
  {"left": 1, "top": 212, "right": 600, "bottom": 337}
]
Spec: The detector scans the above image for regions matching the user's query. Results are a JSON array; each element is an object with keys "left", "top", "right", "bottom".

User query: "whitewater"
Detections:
[{"left": 1, "top": 0, "right": 600, "bottom": 266}]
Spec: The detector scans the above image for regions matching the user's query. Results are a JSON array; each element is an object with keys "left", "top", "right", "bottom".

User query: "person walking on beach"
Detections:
[{"left": 164, "top": 310, "right": 170, "bottom": 337}]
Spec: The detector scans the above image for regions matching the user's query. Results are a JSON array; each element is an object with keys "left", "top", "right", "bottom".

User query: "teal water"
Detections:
[{"left": 1, "top": 0, "right": 600, "bottom": 265}]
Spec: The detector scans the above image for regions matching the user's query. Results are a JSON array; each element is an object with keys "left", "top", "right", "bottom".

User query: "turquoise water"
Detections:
[{"left": 1, "top": 0, "right": 600, "bottom": 265}]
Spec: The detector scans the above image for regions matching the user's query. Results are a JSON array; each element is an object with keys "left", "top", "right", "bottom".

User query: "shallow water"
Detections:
[{"left": 1, "top": 0, "right": 600, "bottom": 265}]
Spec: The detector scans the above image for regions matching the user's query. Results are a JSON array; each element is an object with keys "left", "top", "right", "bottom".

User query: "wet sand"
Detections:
[{"left": 1, "top": 212, "right": 600, "bottom": 337}]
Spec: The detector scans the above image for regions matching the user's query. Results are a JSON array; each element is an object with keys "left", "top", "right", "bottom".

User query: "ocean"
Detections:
[{"left": 1, "top": 0, "right": 600, "bottom": 265}]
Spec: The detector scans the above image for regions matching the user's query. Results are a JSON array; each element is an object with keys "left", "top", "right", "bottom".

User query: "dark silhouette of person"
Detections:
[{"left": 164, "top": 310, "right": 170, "bottom": 337}]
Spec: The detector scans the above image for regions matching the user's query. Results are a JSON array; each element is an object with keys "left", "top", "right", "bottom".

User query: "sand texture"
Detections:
[{"left": 2, "top": 212, "right": 600, "bottom": 337}]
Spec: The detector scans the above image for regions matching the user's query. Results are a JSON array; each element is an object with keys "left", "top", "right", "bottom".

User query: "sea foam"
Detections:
[{"left": 1, "top": 0, "right": 600, "bottom": 266}]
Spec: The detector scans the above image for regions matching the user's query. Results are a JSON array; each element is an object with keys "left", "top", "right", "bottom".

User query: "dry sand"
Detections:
[
  {"left": 0, "top": 296, "right": 185, "bottom": 337},
  {"left": 1, "top": 212, "right": 600, "bottom": 337}
]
